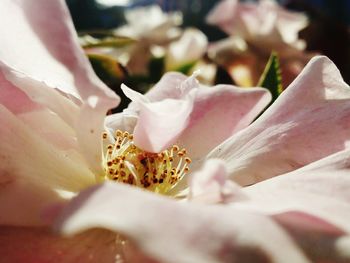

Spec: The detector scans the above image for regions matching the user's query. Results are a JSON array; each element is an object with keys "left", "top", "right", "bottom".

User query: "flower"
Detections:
[
  {"left": 114, "top": 5, "right": 182, "bottom": 75},
  {"left": 206, "top": 0, "right": 315, "bottom": 87},
  {"left": 56, "top": 56, "right": 350, "bottom": 263},
  {"left": 207, "top": 0, "right": 307, "bottom": 49},
  {"left": 1, "top": 1, "right": 350, "bottom": 263},
  {"left": 164, "top": 28, "right": 208, "bottom": 73}
]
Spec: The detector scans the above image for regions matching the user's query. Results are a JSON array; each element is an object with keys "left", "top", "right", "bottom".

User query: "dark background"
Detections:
[{"left": 66, "top": 0, "right": 350, "bottom": 83}]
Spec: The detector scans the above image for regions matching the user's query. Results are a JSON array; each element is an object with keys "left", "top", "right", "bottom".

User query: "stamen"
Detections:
[{"left": 102, "top": 131, "right": 191, "bottom": 195}]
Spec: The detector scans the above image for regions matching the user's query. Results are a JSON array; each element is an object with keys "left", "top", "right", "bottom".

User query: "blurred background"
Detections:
[{"left": 66, "top": 0, "right": 350, "bottom": 111}]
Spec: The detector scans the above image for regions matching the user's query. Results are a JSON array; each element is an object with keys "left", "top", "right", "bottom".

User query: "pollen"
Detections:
[{"left": 102, "top": 130, "right": 191, "bottom": 195}]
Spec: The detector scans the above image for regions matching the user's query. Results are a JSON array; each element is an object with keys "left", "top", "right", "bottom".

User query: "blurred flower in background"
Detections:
[
  {"left": 67, "top": 0, "right": 349, "bottom": 110},
  {"left": 206, "top": 0, "right": 316, "bottom": 88}
]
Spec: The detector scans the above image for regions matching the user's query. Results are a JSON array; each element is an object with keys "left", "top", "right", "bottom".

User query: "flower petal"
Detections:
[
  {"left": 133, "top": 98, "right": 194, "bottom": 152},
  {"left": 0, "top": 0, "right": 116, "bottom": 101},
  {"left": 207, "top": 56, "right": 350, "bottom": 185},
  {"left": 234, "top": 148, "right": 350, "bottom": 234},
  {"left": 0, "top": 0, "right": 119, "bottom": 175},
  {"left": 0, "top": 105, "right": 95, "bottom": 225},
  {"left": 105, "top": 112, "right": 138, "bottom": 134},
  {"left": 176, "top": 85, "right": 271, "bottom": 159},
  {"left": 56, "top": 182, "right": 310, "bottom": 263},
  {"left": 145, "top": 72, "right": 197, "bottom": 102}
]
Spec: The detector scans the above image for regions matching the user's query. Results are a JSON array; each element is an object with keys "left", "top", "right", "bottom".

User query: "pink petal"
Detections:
[
  {"left": 235, "top": 148, "right": 350, "bottom": 234},
  {"left": 0, "top": 226, "right": 156, "bottom": 263},
  {"left": 207, "top": 56, "right": 350, "bottom": 185},
  {"left": 0, "top": 0, "right": 116, "bottom": 102},
  {"left": 176, "top": 85, "right": 271, "bottom": 159},
  {"left": 0, "top": 105, "right": 95, "bottom": 226},
  {"left": 1, "top": 69, "right": 81, "bottom": 151},
  {"left": 118, "top": 72, "right": 196, "bottom": 119},
  {"left": 133, "top": 98, "right": 194, "bottom": 152},
  {"left": 0, "top": 0, "right": 119, "bottom": 174},
  {"left": 17, "top": 109, "right": 78, "bottom": 151},
  {"left": 55, "top": 182, "right": 310, "bottom": 263},
  {"left": 145, "top": 72, "right": 197, "bottom": 102}
]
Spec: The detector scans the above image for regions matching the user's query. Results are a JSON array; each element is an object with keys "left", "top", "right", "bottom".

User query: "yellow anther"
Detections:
[
  {"left": 102, "top": 130, "right": 191, "bottom": 195},
  {"left": 116, "top": 130, "right": 123, "bottom": 137},
  {"left": 172, "top": 145, "right": 179, "bottom": 151},
  {"left": 177, "top": 151, "right": 185, "bottom": 157}
]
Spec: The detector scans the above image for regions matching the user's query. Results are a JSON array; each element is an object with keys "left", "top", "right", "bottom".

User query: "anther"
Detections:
[
  {"left": 102, "top": 130, "right": 191, "bottom": 195},
  {"left": 185, "top": 157, "right": 192, "bottom": 164},
  {"left": 115, "top": 130, "right": 123, "bottom": 137}
]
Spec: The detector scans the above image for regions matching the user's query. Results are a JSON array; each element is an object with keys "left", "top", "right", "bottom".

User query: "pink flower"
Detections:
[
  {"left": 114, "top": 5, "right": 182, "bottom": 75},
  {"left": 1, "top": 1, "right": 350, "bottom": 263},
  {"left": 207, "top": 0, "right": 307, "bottom": 49},
  {"left": 207, "top": 0, "right": 315, "bottom": 87}
]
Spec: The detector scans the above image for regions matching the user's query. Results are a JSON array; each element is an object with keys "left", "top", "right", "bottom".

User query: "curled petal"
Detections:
[
  {"left": 208, "top": 56, "right": 350, "bottom": 185},
  {"left": 145, "top": 72, "right": 197, "bottom": 102},
  {"left": 133, "top": 98, "right": 194, "bottom": 152}
]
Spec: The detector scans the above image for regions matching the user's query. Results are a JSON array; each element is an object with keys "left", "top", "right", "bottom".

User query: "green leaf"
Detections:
[{"left": 258, "top": 52, "right": 283, "bottom": 101}]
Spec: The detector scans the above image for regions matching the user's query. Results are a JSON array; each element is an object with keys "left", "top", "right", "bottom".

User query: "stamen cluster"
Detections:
[{"left": 102, "top": 130, "right": 191, "bottom": 194}]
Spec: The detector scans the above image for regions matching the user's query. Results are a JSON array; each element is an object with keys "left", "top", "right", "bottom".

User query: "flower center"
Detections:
[{"left": 102, "top": 130, "right": 191, "bottom": 195}]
